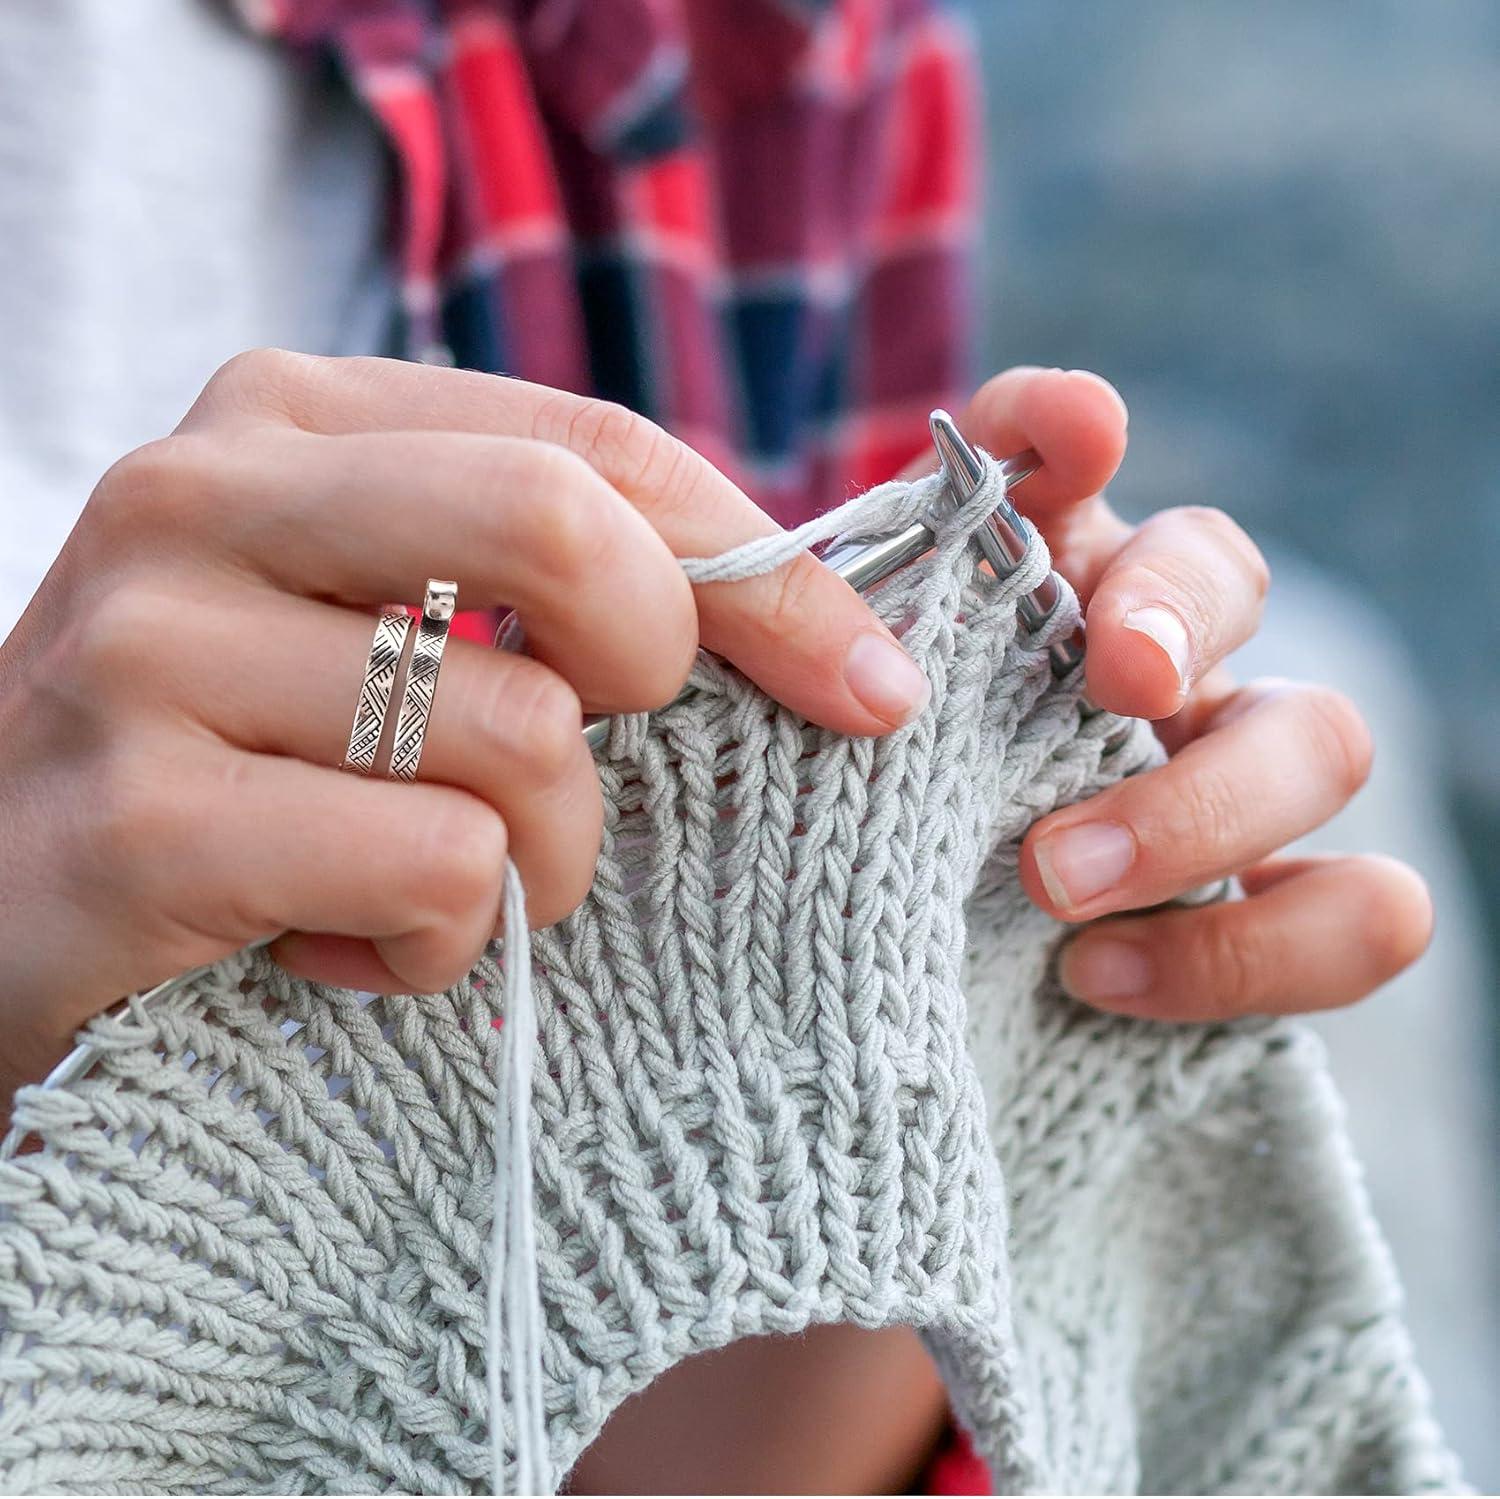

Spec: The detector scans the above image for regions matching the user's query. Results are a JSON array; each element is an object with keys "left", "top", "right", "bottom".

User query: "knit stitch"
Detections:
[{"left": 0, "top": 460, "right": 1462, "bottom": 1495}]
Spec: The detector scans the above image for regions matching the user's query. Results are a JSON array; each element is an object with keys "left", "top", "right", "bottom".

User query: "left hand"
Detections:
[{"left": 907, "top": 366, "right": 1432, "bottom": 1021}]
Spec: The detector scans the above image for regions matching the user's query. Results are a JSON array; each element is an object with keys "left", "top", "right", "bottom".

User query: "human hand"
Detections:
[
  {"left": 0, "top": 351, "right": 929, "bottom": 1099},
  {"left": 920, "top": 366, "right": 1432, "bottom": 1021}
]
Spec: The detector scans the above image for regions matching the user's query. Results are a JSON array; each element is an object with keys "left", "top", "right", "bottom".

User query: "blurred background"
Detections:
[{"left": 971, "top": 0, "right": 1500, "bottom": 1478}]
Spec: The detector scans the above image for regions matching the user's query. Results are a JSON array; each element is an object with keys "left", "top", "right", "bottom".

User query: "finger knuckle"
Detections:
[
  {"left": 1165, "top": 760, "right": 1243, "bottom": 863},
  {"left": 89, "top": 435, "right": 212, "bottom": 539},
  {"left": 94, "top": 439, "right": 177, "bottom": 513},
  {"left": 205, "top": 346, "right": 320, "bottom": 417},
  {"left": 1299, "top": 685, "right": 1373, "bottom": 799},
  {"left": 83, "top": 745, "right": 179, "bottom": 886},
  {"left": 503, "top": 435, "right": 695, "bottom": 706},
  {"left": 1188, "top": 914, "right": 1265, "bottom": 1016},
  {"left": 53, "top": 583, "right": 172, "bottom": 700},
  {"left": 555, "top": 396, "right": 699, "bottom": 512},
  {"left": 421, "top": 802, "right": 509, "bottom": 923},
  {"left": 517, "top": 446, "right": 612, "bottom": 587},
  {"left": 563, "top": 397, "right": 654, "bottom": 476},
  {"left": 622, "top": 420, "right": 699, "bottom": 523},
  {"left": 766, "top": 553, "right": 829, "bottom": 634},
  {"left": 482, "top": 667, "right": 584, "bottom": 788}
]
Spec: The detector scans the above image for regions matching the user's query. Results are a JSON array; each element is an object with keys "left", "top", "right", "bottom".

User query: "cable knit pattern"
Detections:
[{"left": 0, "top": 462, "right": 1462, "bottom": 1495}]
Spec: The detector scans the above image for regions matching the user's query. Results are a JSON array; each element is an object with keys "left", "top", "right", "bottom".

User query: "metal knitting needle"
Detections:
[
  {"left": 926, "top": 411, "right": 1086, "bottom": 679},
  {"left": 925, "top": 412, "right": 1122, "bottom": 732},
  {"left": 581, "top": 413, "right": 1062, "bottom": 751}
]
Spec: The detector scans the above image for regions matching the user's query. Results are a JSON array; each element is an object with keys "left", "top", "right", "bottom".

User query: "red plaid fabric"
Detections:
[
  {"left": 248, "top": 0, "right": 979, "bottom": 531},
  {"left": 247, "top": 5, "right": 992, "bottom": 1488}
]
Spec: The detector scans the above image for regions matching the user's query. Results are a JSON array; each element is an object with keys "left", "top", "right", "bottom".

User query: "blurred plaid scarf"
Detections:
[{"left": 246, "top": 0, "right": 980, "bottom": 529}]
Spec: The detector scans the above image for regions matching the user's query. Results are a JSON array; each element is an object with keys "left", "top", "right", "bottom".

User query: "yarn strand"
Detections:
[{"left": 489, "top": 862, "right": 546, "bottom": 1494}]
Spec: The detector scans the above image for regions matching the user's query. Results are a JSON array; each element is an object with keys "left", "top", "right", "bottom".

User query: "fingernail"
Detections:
[
  {"left": 1065, "top": 369, "right": 1130, "bottom": 428},
  {"left": 1034, "top": 821, "right": 1135, "bottom": 909},
  {"left": 844, "top": 632, "right": 931, "bottom": 726},
  {"left": 1123, "top": 605, "right": 1192, "bottom": 701},
  {"left": 1059, "top": 938, "right": 1153, "bottom": 1003}
]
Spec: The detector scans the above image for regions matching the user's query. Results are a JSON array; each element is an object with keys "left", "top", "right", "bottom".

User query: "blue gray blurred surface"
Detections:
[
  {"left": 973, "top": 0, "right": 1500, "bottom": 909},
  {"left": 972, "top": 2, "right": 1500, "bottom": 1481}
]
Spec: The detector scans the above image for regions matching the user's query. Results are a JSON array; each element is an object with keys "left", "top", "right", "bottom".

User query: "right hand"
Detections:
[{"left": 0, "top": 350, "right": 933, "bottom": 1102}]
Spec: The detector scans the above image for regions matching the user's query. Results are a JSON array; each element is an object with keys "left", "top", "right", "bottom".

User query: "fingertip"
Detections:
[
  {"left": 961, "top": 366, "right": 1128, "bottom": 512},
  {"left": 373, "top": 929, "right": 483, "bottom": 997},
  {"left": 842, "top": 629, "right": 932, "bottom": 732},
  {"left": 1019, "top": 813, "right": 1137, "bottom": 921},
  {"left": 706, "top": 556, "right": 932, "bottom": 738},
  {"left": 1084, "top": 600, "right": 1192, "bottom": 720},
  {"left": 1017, "top": 831, "right": 1063, "bottom": 918},
  {"left": 719, "top": 631, "right": 931, "bottom": 739},
  {"left": 1012, "top": 367, "right": 1128, "bottom": 500},
  {"left": 1362, "top": 854, "right": 1436, "bottom": 973},
  {"left": 1063, "top": 369, "right": 1129, "bottom": 431}
]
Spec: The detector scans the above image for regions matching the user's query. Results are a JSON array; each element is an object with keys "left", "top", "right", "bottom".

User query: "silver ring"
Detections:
[
  {"left": 342, "top": 606, "right": 413, "bottom": 774},
  {"left": 388, "top": 579, "right": 457, "bottom": 782}
]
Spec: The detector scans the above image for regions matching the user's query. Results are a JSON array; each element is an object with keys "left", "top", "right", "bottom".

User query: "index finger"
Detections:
[{"left": 183, "top": 350, "right": 930, "bottom": 737}]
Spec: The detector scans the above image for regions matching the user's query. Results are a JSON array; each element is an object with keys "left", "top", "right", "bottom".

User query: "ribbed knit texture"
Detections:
[{"left": 0, "top": 462, "right": 1462, "bottom": 1495}]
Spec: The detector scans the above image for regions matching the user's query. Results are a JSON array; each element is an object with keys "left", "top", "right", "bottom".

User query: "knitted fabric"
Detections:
[{"left": 0, "top": 462, "right": 1462, "bottom": 1495}]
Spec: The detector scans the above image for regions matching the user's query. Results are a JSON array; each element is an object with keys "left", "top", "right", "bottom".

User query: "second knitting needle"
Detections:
[{"left": 581, "top": 413, "right": 1052, "bottom": 752}]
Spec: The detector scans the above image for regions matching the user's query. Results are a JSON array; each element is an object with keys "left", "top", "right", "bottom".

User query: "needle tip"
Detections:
[{"left": 928, "top": 409, "right": 985, "bottom": 502}]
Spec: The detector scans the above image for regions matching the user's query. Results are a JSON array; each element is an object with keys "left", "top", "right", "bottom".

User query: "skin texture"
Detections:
[
  {"left": 565, "top": 1325, "right": 952, "bottom": 1496},
  {"left": 0, "top": 353, "right": 1435, "bottom": 1491}
]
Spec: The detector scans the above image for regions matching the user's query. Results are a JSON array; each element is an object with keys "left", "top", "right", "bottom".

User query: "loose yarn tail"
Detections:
[
  {"left": 489, "top": 862, "right": 547, "bottom": 1495},
  {"left": 678, "top": 466, "right": 958, "bottom": 586}
]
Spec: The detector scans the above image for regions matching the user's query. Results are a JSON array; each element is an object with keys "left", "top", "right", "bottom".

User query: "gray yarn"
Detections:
[
  {"left": 0, "top": 459, "right": 1464, "bottom": 1495},
  {"left": 487, "top": 865, "right": 543, "bottom": 1497}
]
